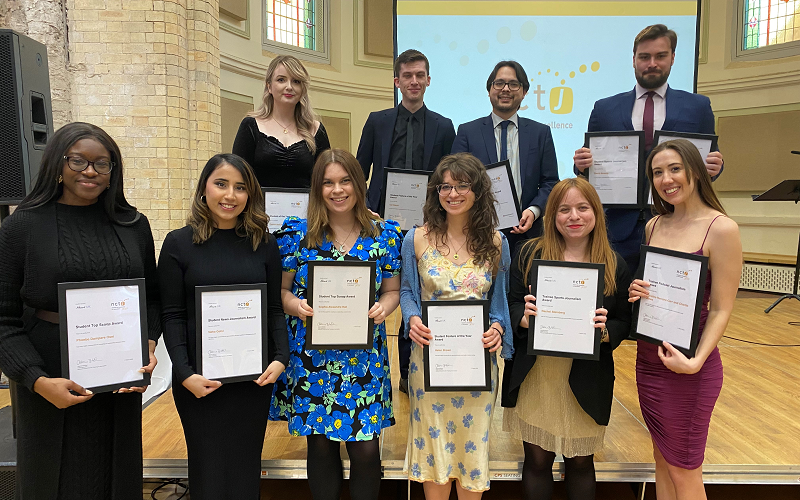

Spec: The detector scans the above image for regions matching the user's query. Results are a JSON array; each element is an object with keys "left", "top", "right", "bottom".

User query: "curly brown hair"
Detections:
[{"left": 422, "top": 153, "right": 500, "bottom": 267}]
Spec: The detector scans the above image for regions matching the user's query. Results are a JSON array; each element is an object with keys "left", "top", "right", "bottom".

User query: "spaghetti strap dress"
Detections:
[{"left": 636, "top": 215, "right": 725, "bottom": 469}]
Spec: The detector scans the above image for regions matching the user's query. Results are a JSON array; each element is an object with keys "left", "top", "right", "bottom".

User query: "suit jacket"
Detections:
[
  {"left": 584, "top": 86, "right": 720, "bottom": 244},
  {"left": 501, "top": 246, "right": 633, "bottom": 426},
  {"left": 451, "top": 115, "right": 559, "bottom": 236},
  {"left": 356, "top": 106, "right": 456, "bottom": 211}
]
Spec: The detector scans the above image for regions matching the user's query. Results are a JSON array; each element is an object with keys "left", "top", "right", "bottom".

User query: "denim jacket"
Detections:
[{"left": 399, "top": 227, "right": 514, "bottom": 359}]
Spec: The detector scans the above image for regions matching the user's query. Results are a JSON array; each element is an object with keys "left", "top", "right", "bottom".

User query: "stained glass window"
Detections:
[
  {"left": 743, "top": 0, "right": 799, "bottom": 50},
  {"left": 266, "top": 0, "right": 321, "bottom": 51}
]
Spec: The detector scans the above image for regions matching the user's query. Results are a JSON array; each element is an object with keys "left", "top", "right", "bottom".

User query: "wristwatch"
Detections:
[{"left": 600, "top": 326, "right": 609, "bottom": 343}]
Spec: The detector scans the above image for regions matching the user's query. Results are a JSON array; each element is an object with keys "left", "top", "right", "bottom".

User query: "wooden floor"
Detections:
[{"left": 136, "top": 292, "right": 800, "bottom": 484}]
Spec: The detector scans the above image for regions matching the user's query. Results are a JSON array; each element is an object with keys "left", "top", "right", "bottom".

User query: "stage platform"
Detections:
[
  {"left": 1, "top": 293, "right": 799, "bottom": 489},
  {"left": 139, "top": 292, "right": 800, "bottom": 486}
]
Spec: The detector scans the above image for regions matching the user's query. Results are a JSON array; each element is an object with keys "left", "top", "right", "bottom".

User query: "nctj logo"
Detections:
[
  {"left": 572, "top": 280, "right": 588, "bottom": 289},
  {"left": 460, "top": 316, "right": 476, "bottom": 326},
  {"left": 346, "top": 277, "right": 363, "bottom": 286},
  {"left": 237, "top": 299, "right": 254, "bottom": 310},
  {"left": 110, "top": 299, "right": 128, "bottom": 311},
  {"left": 675, "top": 270, "right": 691, "bottom": 280}
]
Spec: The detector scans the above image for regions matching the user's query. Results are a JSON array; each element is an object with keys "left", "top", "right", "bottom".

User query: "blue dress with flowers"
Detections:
[{"left": 270, "top": 217, "right": 402, "bottom": 441}]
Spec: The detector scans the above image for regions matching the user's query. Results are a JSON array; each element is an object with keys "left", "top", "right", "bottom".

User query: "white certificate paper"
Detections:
[
  {"left": 263, "top": 189, "right": 309, "bottom": 233},
  {"left": 382, "top": 170, "right": 427, "bottom": 231},
  {"left": 199, "top": 288, "right": 264, "bottom": 380},
  {"left": 656, "top": 134, "right": 713, "bottom": 162},
  {"left": 62, "top": 283, "right": 145, "bottom": 391},
  {"left": 637, "top": 250, "right": 704, "bottom": 351},
  {"left": 588, "top": 134, "right": 642, "bottom": 205},
  {"left": 531, "top": 264, "right": 601, "bottom": 358},
  {"left": 424, "top": 302, "right": 489, "bottom": 391},
  {"left": 308, "top": 262, "right": 375, "bottom": 349},
  {"left": 486, "top": 162, "right": 521, "bottom": 231}
]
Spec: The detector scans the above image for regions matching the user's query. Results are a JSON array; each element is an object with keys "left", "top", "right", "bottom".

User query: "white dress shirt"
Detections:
[
  {"left": 491, "top": 112, "right": 540, "bottom": 220},
  {"left": 631, "top": 82, "right": 667, "bottom": 132}
]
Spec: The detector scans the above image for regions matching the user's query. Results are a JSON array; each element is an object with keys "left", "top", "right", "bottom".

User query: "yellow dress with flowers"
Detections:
[{"left": 405, "top": 247, "right": 498, "bottom": 491}]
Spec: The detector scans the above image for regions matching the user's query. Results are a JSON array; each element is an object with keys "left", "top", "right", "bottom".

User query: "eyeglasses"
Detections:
[
  {"left": 436, "top": 183, "right": 472, "bottom": 195},
  {"left": 63, "top": 156, "right": 114, "bottom": 174},
  {"left": 491, "top": 80, "right": 521, "bottom": 91}
]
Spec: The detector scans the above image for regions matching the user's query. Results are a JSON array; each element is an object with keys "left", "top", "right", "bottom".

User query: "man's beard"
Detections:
[{"left": 636, "top": 69, "right": 669, "bottom": 89}]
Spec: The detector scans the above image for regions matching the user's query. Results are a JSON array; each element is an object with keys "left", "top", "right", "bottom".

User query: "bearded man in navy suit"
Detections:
[
  {"left": 573, "top": 24, "right": 724, "bottom": 274},
  {"left": 356, "top": 49, "right": 455, "bottom": 395},
  {"left": 451, "top": 60, "right": 560, "bottom": 250}
]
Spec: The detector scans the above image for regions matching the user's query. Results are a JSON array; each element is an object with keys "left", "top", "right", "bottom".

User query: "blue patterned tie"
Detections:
[{"left": 500, "top": 120, "right": 511, "bottom": 162}]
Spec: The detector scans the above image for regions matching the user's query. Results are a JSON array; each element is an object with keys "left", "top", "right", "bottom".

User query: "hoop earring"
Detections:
[
  {"left": 57, "top": 175, "right": 63, "bottom": 184},
  {"left": 201, "top": 195, "right": 206, "bottom": 203}
]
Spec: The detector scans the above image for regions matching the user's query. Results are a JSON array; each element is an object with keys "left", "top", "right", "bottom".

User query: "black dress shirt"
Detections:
[{"left": 390, "top": 103, "right": 426, "bottom": 171}]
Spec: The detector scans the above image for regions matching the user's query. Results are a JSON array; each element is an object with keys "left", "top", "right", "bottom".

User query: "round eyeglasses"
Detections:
[
  {"left": 491, "top": 80, "right": 521, "bottom": 91},
  {"left": 436, "top": 183, "right": 472, "bottom": 195},
  {"left": 63, "top": 156, "right": 114, "bottom": 174}
]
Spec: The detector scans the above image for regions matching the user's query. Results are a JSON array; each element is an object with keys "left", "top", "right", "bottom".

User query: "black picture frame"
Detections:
[
  {"left": 631, "top": 245, "right": 709, "bottom": 358},
  {"left": 584, "top": 131, "right": 646, "bottom": 209},
  {"left": 262, "top": 187, "right": 310, "bottom": 233},
  {"left": 58, "top": 278, "right": 150, "bottom": 394},
  {"left": 483, "top": 160, "right": 522, "bottom": 231},
  {"left": 527, "top": 260, "right": 604, "bottom": 360},
  {"left": 307, "top": 260, "right": 377, "bottom": 350},
  {"left": 379, "top": 168, "right": 431, "bottom": 233},
  {"left": 422, "top": 300, "right": 491, "bottom": 392},
  {"left": 194, "top": 283, "right": 270, "bottom": 383},
  {"left": 652, "top": 130, "right": 718, "bottom": 152}
]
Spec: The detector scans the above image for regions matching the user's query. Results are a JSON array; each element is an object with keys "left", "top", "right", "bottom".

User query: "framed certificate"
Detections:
[
  {"left": 195, "top": 283, "right": 269, "bottom": 383},
  {"left": 527, "top": 261, "right": 604, "bottom": 360},
  {"left": 307, "top": 261, "right": 377, "bottom": 350},
  {"left": 379, "top": 168, "right": 429, "bottom": 232},
  {"left": 58, "top": 278, "right": 150, "bottom": 393},
  {"left": 631, "top": 246, "right": 709, "bottom": 358},
  {"left": 263, "top": 188, "right": 309, "bottom": 233},
  {"left": 422, "top": 300, "right": 491, "bottom": 392},
  {"left": 485, "top": 161, "right": 522, "bottom": 231},
  {"left": 585, "top": 131, "right": 646, "bottom": 208}
]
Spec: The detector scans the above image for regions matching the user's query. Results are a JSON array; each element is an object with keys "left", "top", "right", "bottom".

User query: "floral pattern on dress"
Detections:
[
  {"left": 405, "top": 246, "right": 498, "bottom": 491},
  {"left": 270, "top": 217, "right": 401, "bottom": 441}
]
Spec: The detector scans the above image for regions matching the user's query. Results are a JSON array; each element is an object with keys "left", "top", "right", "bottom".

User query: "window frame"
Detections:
[
  {"left": 732, "top": 0, "right": 800, "bottom": 61},
  {"left": 261, "top": 0, "right": 330, "bottom": 64}
]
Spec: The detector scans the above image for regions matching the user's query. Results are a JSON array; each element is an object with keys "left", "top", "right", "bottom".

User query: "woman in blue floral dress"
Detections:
[{"left": 270, "top": 149, "right": 402, "bottom": 500}]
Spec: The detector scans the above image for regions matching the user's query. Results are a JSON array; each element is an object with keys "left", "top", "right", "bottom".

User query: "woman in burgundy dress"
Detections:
[{"left": 629, "top": 139, "right": 741, "bottom": 500}]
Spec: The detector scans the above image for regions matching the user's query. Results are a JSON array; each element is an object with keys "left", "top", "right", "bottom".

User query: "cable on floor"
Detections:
[{"left": 150, "top": 479, "right": 189, "bottom": 499}]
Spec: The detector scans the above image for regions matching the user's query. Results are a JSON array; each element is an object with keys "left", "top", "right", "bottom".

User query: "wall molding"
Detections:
[
  {"left": 220, "top": 52, "right": 394, "bottom": 100},
  {"left": 698, "top": 0, "right": 710, "bottom": 64},
  {"left": 353, "top": 0, "right": 393, "bottom": 70},
  {"left": 220, "top": 0, "right": 250, "bottom": 39},
  {"left": 697, "top": 68, "right": 800, "bottom": 95}
]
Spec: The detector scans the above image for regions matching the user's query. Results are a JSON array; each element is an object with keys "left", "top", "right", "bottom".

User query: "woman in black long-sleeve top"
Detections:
[
  {"left": 502, "top": 177, "right": 632, "bottom": 500},
  {"left": 158, "top": 153, "right": 289, "bottom": 499},
  {"left": 0, "top": 122, "right": 160, "bottom": 499}
]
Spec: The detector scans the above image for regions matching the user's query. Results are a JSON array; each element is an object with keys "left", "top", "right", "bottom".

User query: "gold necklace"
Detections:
[
  {"left": 447, "top": 234, "right": 468, "bottom": 261},
  {"left": 272, "top": 116, "right": 293, "bottom": 134}
]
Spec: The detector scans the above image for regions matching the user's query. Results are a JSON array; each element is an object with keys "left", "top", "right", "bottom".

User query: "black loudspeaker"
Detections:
[{"left": 0, "top": 29, "right": 53, "bottom": 205}]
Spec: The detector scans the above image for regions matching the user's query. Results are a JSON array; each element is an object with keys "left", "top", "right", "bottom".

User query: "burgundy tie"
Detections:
[{"left": 643, "top": 91, "right": 655, "bottom": 151}]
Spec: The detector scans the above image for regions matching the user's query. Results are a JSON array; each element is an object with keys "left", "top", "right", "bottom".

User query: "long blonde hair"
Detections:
[
  {"left": 188, "top": 154, "right": 269, "bottom": 251},
  {"left": 519, "top": 177, "right": 617, "bottom": 296},
  {"left": 305, "top": 149, "right": 381, "bottom": 248},
  {"left": 249, "top": 55, "right": 319, "bottom": 154}
]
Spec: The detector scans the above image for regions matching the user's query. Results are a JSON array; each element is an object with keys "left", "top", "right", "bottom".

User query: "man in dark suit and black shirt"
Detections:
[
  {"left": 357, "top": 49, "right": 456, "bottom": 212},
  {"left": 356, "top": 49, "right": 456, "bottom": 394},
  {"left": 573, "top": 24, "right": 724, "bottom": 274}
]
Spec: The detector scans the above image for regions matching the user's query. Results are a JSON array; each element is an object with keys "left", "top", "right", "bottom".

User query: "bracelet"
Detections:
[
  {"left": 491, "top": 326, "right": 503, "bottom": 335},
  {"left": 601, "top": 326, "right": 609, "bottom": 342}
]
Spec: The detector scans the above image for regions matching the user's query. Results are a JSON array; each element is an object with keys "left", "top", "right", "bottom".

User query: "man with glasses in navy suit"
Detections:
[
  {"left": 573, "top": 24, "right": 724, "bottom": 274},
  {"left": 357, "top": 49, "right": 456, "bottom": 395},
  {"left": 452, "top": 60, "right": 560, "bottom": 250}
]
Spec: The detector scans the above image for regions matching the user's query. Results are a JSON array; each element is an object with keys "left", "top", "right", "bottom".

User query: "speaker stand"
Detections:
[{"left": 0, "top": 206, "right": 9, "bottom": 224}]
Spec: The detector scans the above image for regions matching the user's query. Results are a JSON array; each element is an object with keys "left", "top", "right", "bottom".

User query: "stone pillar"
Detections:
[{"left": 64, "top": 0, "right": 221, "bottom": 247}]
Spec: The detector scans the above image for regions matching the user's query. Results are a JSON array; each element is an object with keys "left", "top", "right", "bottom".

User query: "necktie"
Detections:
[
  {"left": 405, "top": 115, "right": 414, "bottom": 170},
  {"left": 500, "top": 120, "right": 511, "bottom": 162},
  {"left": 643, "top": 91, "right": 655, "bottom": 151}
]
